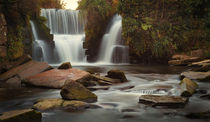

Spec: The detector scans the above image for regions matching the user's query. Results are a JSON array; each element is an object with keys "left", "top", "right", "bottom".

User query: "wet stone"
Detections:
[
  {"left": 60, "top": 80, "right": 97, "bottom": 102},
  {"left": 139, "top": 95, "right": 188, "bottom": 108},
  {"left": 200, "top": 94, "right": 210, "bottom": 100},
  {"left": 0, "top": 109, "right": 41, "bottom": 122},
  {"left": 33, "top": 98, "right": 88, "bottom": 111}
]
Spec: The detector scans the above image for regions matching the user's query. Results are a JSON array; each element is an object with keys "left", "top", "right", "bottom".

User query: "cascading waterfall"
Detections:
[
  {"left": 31, "top": 9, "right": 129, "bottom": 65},
  {"left": 97, "top": 15, "right": 129, "bottom": 64},
  {"left": 30, "top": 21, "right": 55, "bottom": 63},
  {"left": 31, "top": 9, "right": 87, "bottom": 65},
  {"left": 40, "top": 9, "right": 84, "bottom": 34}
]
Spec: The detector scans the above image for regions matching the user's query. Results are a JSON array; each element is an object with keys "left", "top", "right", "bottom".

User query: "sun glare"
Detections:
[{"left": 62, "top": 0, "right": 79, "bottom": 10}]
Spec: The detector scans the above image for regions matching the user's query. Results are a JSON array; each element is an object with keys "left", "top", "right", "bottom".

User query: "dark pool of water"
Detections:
[{"left": 0, "top": 65, "right": 210, "bottom": 122}]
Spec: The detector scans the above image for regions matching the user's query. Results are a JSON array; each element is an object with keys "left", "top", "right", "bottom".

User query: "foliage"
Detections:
[
  {"left": 7, "top": 26, "right": 24, "bottom": 59},
  {"left": 118, "top": 0, "right": 210, "bottom": 63},
  {"left": 78, "top": 0, "right": 118, "bottom": 61},
  {"left": 0, "top": 0, "right": 62, "bottom": 60}
]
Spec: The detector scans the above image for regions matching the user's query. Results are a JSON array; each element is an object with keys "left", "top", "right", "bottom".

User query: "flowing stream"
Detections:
[{"left": 0, "top": 65, "right": 209, "bottom": 122}]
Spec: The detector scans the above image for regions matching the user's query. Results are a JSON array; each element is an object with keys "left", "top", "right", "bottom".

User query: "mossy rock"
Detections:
[
  {"left": 106, "top": 69, "right": 128, "bottom": 82},
  {"left": 58, "top": 62, "right": 72, "bottom": 69},
  {"left": 0, "top": 109, "right": 41, "bottom": 122},
  {"left": 60, "top": 80, "right": 97, "bottom": 103},
  {"left": 179, "top": 78, "right": 198, "bottom": 97},
  {"left": 33, "top": 98, "right": 87, "bottom": 111}
]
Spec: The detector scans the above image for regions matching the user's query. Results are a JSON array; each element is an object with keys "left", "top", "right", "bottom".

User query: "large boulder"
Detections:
[
  {"left": 106, "top": 69, "right": 128, "bottom": 82},
  {"left": 0, "top": 109, "right": 41, "bottom": 122},
  {"left": 23, "top": 68, "right": 91, "bottom": 89},
  {"left": 139, "top": 95, "right": 188, "bottom": 108},
  {"left": 179, "top": 78, "right": 198, "bottom": 97},
  {"left": 4, "top": 76, "right": 21, "bottom": 88},
  {"left": 58, "top": 62, "right": 72, "bottom": 69},
  {"left": 33, "top": 98, "right": 87, "bottom": 111},
  {"left": 189, "top": 59, "right": 210, "bottom": 72},
  {"left": 168, "top": 54, "right": 201, "bottom": 66},
  {"left": 60, "top": 80, "right": 97, "bottom": 102},
  {"left": 181, "top": 71, "right": 210, "bottom": 82},
  {"left": 0, "top": 60, "right": 52, "bottom": 82}
]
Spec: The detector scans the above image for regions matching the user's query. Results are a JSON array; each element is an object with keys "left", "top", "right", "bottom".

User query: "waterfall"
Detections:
[
  {"left": 97, "top": 15, "right": 129, "bottom": 64},
  {"left": 31, "top": 9, "right": 87, "bottom": 65},
  {"left": 40, "top": 9, "right": 85, "bottom": 34},
  {"left": 31, "top": 9, "right": 129, "bottom": 65},
  {"left": 30, "top": 21, "right": 55, "bottom": 63}
]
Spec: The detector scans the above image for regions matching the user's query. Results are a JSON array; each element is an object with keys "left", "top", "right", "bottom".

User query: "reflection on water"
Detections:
[{"left": 0, "top": 65, "right": 210, "bottom": 122}]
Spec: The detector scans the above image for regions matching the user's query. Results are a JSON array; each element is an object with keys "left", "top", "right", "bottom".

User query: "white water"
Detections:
[
  {"left": 40, "top": 9, "right": 85, "bottom": 34},
  {"left": 53, "top": 34, "right": 86, "bottom": 64},
  {"left": 31, "top": 9, "right": 87, "bottom": 65},
  {"left": 97, "top": 15, "right": 129, "bottom": 64},
  {"left": 30, "top": 21, "right": 51, "bottom": 62},
  {"left": 31, "top": 9, "right": 129, "bottom": 65}
]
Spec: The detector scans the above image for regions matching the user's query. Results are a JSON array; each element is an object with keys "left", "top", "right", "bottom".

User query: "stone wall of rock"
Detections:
[{"left": 0, "top": 13, "right": 7, "bottom": 59}]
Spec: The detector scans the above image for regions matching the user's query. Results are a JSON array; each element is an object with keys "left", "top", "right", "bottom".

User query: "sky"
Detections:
[{"left": 62, "top": 0, "right": 79, "bottom": 10}]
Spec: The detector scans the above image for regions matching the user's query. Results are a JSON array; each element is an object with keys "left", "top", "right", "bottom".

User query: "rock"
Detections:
[
  {"left": 33, "top": 98, "right": 87, "bottom": 111},
  {"left": 58, "top": 62, "right": 72, "bottom": 69},
  {"left": 6, "top": 55, "right": 32, "bottom": 71},
  {"left": 181, "top": 71, "right": 210, "bottom": 82},
  {"left": 23, "top": 68, "right": 91, "bottom": 89},
  {"left": 91, "top": 74, "right": 121, "bottom": 84},
  {"left": 0, "top": 55, "right": 32, "bottom": 74},
  {"left": 186, "top": 110, "right": 210, "bottom": 119},
  {"left": 87, "top": 86, "right": 110, "bottom": 91},
  {"left": 190, "top": 59, "right": 210, "bottom": 67},
  {"left": 60, "top": 80, "right": 97, "bottom": 102},
  {"left": 194, "top": 65, "right": 210, "bottom": 72},
  {"left": 189, "top": 59, "right": 210, "bottom": 72},
  {"left": 118, "top": 86, "right": 134, "bottom": 91},
  {"left": 168, "top": 54, "right": 201, "bottom": 66},
  {"left": 139, "top": 95, "right": 188, "bottom": 108},
  {"left": 190, "top": 49, "right": 204, "bottom": 58},
  {"left": 106, "top": 69, "right": 128, "bottom": 82},
  {"left": 5, "top": 76, "right": 21, "bottom": 88},
  {"left": 200, "top": 94, "right": 210, "bottom": 100},
  {"left": 179, "top": 78, "right": 198, "bottom": 97},
  {"left": 172, "top": 54, "right": 190, "bottom": 60},
  {"left": 96, "top": 80, "right": 112, "bottom": 86},
  {"left": 77, "top": 80, "right": 97, "bottom": 87},
  {"left": 0, "top": 109, "right": 41, "bottom": 122},
  {"left": 33, "top": 98, "right": 63, "bottom": 111},
  {"left": 0, "top": 60, "right": 52, "bottom": 81},
  {"left": 196, "top": 89, "right": 207, "bottom": 94}
]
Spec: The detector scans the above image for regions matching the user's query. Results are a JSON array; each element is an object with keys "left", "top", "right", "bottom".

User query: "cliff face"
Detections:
[{"left": 0, "top": 13, "right": 7, "bottom": 61}]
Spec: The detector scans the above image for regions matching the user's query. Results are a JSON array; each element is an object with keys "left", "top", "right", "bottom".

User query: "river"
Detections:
[{"left": 0, "top": 64, "right": 210, "bottom": 122}]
